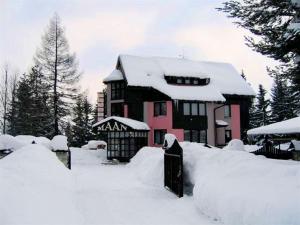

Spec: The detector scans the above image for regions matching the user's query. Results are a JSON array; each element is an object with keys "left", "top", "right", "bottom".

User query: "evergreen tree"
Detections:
[
  {"left": 6, "top": 73, "right": 19, "bottom": 136},
  {"left": 13, "top": 74, "right": 34, "bottom": 135},
  {"left": 34, "top": 13, "right": 81, "bottom": 137},
  {"left": 270, "top": 73, "right": 295, "bottom": 123},
  {"left": 218, "top": 0, "right": 300, "bottom": 113},
  {"left": 27, "top": 66, "right": 52, "bottom": 137},
  {"left": 249, "top": 84, "right": 271, "bottom": 128}
]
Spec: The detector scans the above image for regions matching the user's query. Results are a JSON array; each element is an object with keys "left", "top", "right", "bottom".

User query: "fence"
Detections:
[{"left": 252, "top": 145, "right": 293, "bottom": 160}]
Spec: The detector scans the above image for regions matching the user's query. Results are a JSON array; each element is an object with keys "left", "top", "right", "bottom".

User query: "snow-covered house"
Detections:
[{"left": 94, "top": 55, "right": 255, "bottom": 160}]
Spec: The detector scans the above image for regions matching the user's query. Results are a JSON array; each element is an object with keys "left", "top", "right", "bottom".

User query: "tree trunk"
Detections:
[{"left": 54, "top": 16, "right": 59, "bottom": 136}]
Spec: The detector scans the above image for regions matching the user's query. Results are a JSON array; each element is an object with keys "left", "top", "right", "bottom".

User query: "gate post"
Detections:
[{"left": 163, "top": 134, "right": 183, "bottom": 198}]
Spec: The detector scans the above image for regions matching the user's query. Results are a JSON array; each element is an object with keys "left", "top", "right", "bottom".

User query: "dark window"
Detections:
[
  {"left": 224, "top": 105, "right": 231, "bottom": 118},
  {"left": 225, "top": 130, "right": 232, "bottom": 143},
  {"left": 154, "top": 102, "right": 167, "bottom": 116},
  {"left": 183, "top": 102, "right": 206, "bottom": 116},
  {"left": 184, "top": 130, "right": 207, "bottom": 143},
  {"left": 111, "top": 103, "right": 124, "bottom": 117},
  {"left": 111, "top": 82, "right": 125, "bottom": 100},
  {"left": 154, "top": 129, "right": 167, "bottom": 145}
]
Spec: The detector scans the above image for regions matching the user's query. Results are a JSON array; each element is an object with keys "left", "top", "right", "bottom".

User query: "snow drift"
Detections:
[
  {"left": 130, "top": 142, "right": 300, "bottom": 225},
  {"left": 0, "top": 144, "right": 83, "bottom": 225}
]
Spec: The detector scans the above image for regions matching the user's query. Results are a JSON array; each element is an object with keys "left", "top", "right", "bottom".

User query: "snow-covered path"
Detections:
[{"left": 71, "top": 149, "right": 218, "bottom": 225}]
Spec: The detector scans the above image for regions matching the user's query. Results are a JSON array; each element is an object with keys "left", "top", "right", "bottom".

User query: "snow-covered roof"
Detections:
[
  {"left": 103, "top": 69, "right": 124, "bottom": 82},
  {"left": 247, "top": 116, "right": 300, "bottom": 135},
  {"left": 93, "top": 116, "right": 150, "bottom": 130},
  {"left": 110, "top": 55, "right": 255, "bottom": 102}
]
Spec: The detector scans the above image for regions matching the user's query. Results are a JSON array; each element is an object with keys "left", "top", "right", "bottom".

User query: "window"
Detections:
[
  {"left": 111, "top": 82, "right": 125, "bottom": 100},
  {"left": 111, "top": 103, "right": 124, "bottom": 117},
  {"left": 193, "top": 79, "right": 199, "bottom": 85},
  {"left": 224, "top": 105, "right": 231, "bottom": 118},
  {"left": 184, "top": 78, "right": 191, "bottom": 84},
  {"left": 225, "top": 130, "right": 232, "bottom": 143},
  {"left": 184, "top": 130, "right": 206, "bottom": 143},
  {"left": 199, "top": 103, "right": 205, "bottom": 116},
  {"left": 177, "top": 78, "right": 183, "bottom": 84},
  {"left": 183, "top": 103, "right": 190, "bottom": 115},
  {"left": 191, "top": 103, "right": 198, "bottom": 115},
  {"left": 154, "top": 129, "right": 167, "bottom": 145},
  {"left": 154, "top": 102, "right": 167, "bottom": 116},
  {"left": 183, "top": 102, "right": 206, "bottom": 116}
]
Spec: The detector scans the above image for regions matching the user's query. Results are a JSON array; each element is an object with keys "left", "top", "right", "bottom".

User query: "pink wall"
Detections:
[
  {"left": 146, "top": 101, "right": 183, "bottom": 146},
  {"left": 124, "top": 104, "right": 128, "bottom": 118},
  {"left": 231, "top": 104, "right": 241, "bottom": 139}
]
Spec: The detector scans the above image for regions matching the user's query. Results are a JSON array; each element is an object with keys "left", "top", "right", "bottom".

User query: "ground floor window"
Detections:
[
  {"left": 154, "top": 129, "right": 167, "bottom": 145},
  {"left": 225, "top": 130, "right": 232, "bottom": 143},
  {"left": 184, "top": 130, "right": 206, "bottom": 143},
  {"left": 106, "top": 131, "right": 148, "bottom": 161}
]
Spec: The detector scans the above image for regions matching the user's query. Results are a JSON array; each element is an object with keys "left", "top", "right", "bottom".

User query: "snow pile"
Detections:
[
  {"left": 223, "top": 139, "right": 245, "bottom": 151},
  {"left": 51, "top": 135, "right": 68, "bottom": 151},
  {"left": 87, "top": 140, "right": 107, "bottom": 150},
  {"left": 130, "top": 142, "right": 300, "bottom": 225},
  {"left": 244, "top": 145, "right": 262, "bottom": 153},
  {"left": 181, "top": 143, "right": 300, "bottom": 225},
  {"left": 128, "top": 147, "right": 164, "bottom": 187},
  {"left": 0, "top": 144, "right": 83, "bottom": 225},
  {"left": 15, "top": 135, "right": 51, "bottom": 149},
  {"left": 0, "top": 134, "right": 23, "bottom": 150}
]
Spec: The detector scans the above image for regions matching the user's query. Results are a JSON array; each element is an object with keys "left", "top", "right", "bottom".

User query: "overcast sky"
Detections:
[{"left": 0, "top": 0, "right": 277, "bottom": 103}]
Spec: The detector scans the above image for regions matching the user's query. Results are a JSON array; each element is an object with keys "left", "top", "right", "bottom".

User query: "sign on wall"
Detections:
[{"left": 98, "top": 121, "right": 128, "bottom": 132}]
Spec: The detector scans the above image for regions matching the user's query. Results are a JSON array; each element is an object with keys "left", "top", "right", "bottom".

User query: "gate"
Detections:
[{"left": 163, "top": 135, "right": 183, "bottom": 197}]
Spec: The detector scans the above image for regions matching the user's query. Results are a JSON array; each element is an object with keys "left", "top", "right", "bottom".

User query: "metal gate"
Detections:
[{"left": 163, "top": 137, "right": 183, "bottom": 197}]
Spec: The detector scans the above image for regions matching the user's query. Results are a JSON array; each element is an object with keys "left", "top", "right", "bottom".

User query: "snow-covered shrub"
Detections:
[
  {"left": 51, "top": 135, "right": 68, "bottom": 151},
  {"left": 128, "top": 147, "right": 164, "bottom": 187},
  {"left": 0, "top": 134, "right": 23, "bottom": 150},
  {"left": 223, "top": 139, "right": 245, "bottom": 151}
]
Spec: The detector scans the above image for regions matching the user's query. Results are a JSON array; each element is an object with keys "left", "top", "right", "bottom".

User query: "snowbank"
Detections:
[
  {"left": 128, "top": 147, "right": 164, "bottom": 187},
  {"left": 51, "top": 135, "right": 68, "bottom": 151},
  {"left": 181, "top": 143, "right": 300, "bottom": 225},
  {"left": 223, "top": 139, "right": 245, "bottom": 151},
  {"left": 15, "top": 135, "right": 51, "bottom": 149},
  {"left": 130, "top": 142, "right": 300, "bottom": 225},
  {"left": 0, "top": 144, "right": 83, "bottom": 225}
]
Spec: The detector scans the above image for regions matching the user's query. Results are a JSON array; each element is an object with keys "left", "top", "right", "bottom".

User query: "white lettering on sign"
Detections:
[{"left": 98, "top": 121, "right": 128, "bottom": 131}]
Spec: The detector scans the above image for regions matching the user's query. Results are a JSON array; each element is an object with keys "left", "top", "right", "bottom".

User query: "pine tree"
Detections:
[
  {"left": 249, "top": 84, "right": 271, "bottom": 128},
  {"left": 270, "top": 73, "right": 295, "bottom": 123},
  {"left": 13, "top": 74, "right": 34, "bottom": 135},
  {"left": 34, "top": 13, "right": 81, "bottom": 137},
  {"left": 218, "top": 0, "right": 300, "bottom": 113},
  {"left": 6, "top": 73, "right": 19, "bottom": 136}
]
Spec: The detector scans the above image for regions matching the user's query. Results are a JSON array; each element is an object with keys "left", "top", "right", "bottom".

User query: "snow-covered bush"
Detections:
[
  {"left": 0, "top": 134, "right": 23, "bottom": 150},
  {"left": 223, "top": 139, "right": 245, "bottom": 151},
  {"left": 0, "top": 144, "right": 83, "bottom": 224},
  {"left": 51, "top": 135, "right": 68, "bottom": 151}
]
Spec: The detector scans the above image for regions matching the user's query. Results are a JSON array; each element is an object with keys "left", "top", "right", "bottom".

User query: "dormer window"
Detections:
[
  {"left": 177, "top": 78, "right": 183, "bottom": 84},
  {"left": 165, "top": 75, "right": 210, "bottom": 86}
]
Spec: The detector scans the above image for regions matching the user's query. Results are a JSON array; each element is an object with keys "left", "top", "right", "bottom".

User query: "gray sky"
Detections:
[{"left": 0, "top": 0, "right": 277, "bottom": 103}]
